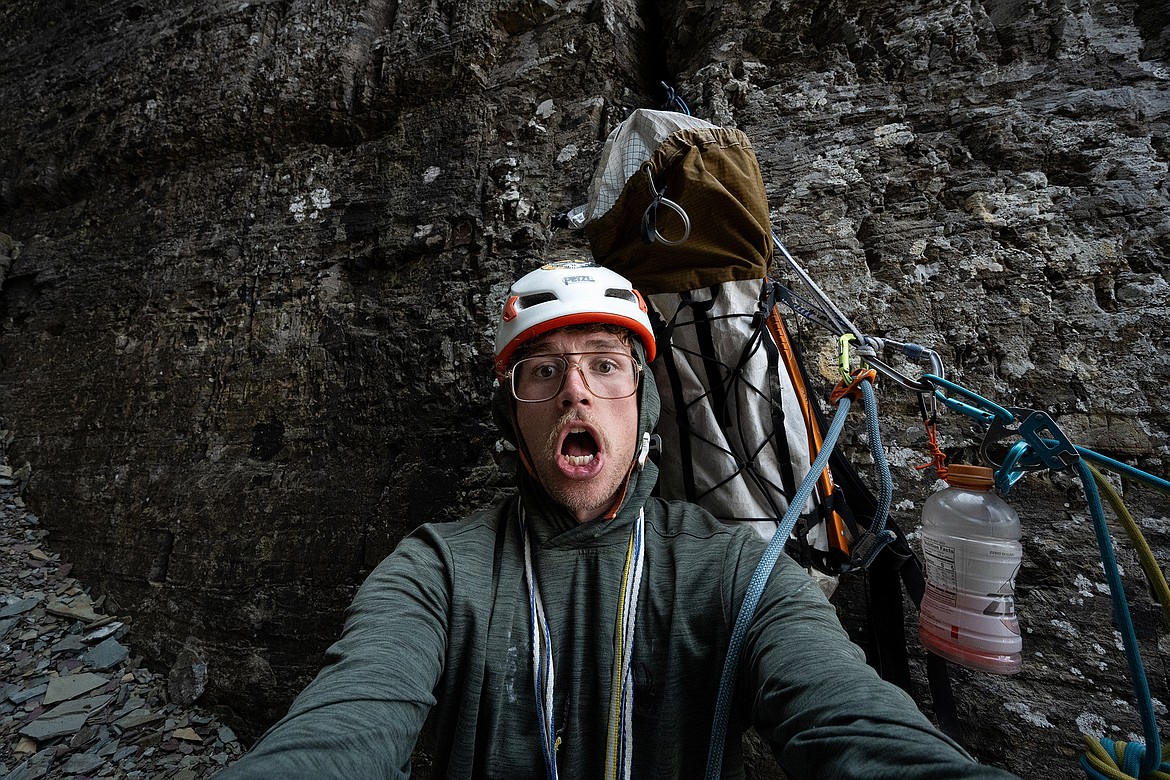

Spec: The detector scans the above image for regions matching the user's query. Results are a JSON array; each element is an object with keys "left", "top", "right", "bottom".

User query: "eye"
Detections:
[
  {"left": 590, "top": 355, "right": 621, "bottom": 375},
  {"left": 529, "top": 360, "right": 562, "bottom": 381}
]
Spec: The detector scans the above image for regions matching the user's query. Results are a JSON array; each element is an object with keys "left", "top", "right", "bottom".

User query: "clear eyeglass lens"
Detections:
[{"left": 511, "top": 352, "right": 638, "bottom": 402}]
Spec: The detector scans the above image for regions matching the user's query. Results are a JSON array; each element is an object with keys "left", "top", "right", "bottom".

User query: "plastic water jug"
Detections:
[{"left": 918, "top": 464, "right": 1023, "bottom": 675}]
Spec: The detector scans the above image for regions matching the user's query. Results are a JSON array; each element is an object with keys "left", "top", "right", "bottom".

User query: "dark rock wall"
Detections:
[{"left": 1, "top": 0, "right": 1166, "bottom": 775}]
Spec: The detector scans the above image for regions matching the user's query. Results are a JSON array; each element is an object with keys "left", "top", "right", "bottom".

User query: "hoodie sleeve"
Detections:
[
  {"left": 732, "top": 544, "right": 1022, "bottom": 780},
  {"left": 215, "top": 529, "right": 451, "bottom": 780}
]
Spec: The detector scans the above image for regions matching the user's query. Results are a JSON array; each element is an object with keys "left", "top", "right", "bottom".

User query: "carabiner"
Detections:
[
  {"left": 995, "top": 442, "right": 1034, "bottom": 494},
  {"left": 862, "top": 354, "right": 935, "bottom": 394},
  {"left": 838, "top": 334, "right": 858, "bottom": 383},
  {"left": 922, "top": 374, "right": 1015, "bottom": 428},
  {"left": 980, "top": 407, "right": 1040, "bottom": 469}
]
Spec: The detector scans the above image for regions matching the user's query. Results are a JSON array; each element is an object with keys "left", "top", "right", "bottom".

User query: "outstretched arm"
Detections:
[
  {"left": 737, "top": 549, "right": 1020, "bottom": 779},
  {"left": 216, "top": 530, "right": 451, "bottom": 780}
]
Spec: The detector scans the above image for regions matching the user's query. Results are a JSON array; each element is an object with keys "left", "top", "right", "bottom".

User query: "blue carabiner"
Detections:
[
  {"left": 995, "top": 441, "right": 1036, "bottom": 495},
  {"left": 922, "top": 374, "right": 1015, "bottom": 427}
]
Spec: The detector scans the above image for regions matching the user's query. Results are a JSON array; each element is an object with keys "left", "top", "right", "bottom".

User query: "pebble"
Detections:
[{"left": 0, "top": 451, "right": 243, "bottom": 778}]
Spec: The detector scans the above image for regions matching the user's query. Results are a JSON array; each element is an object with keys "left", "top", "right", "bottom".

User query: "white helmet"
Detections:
[{"left": 494, "top": 260, "right": 656, "bottom": 378}]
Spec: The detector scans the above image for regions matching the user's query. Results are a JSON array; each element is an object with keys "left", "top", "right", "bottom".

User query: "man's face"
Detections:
[{"left": 512, "top": 328, "right": 640, "bottom": 523}]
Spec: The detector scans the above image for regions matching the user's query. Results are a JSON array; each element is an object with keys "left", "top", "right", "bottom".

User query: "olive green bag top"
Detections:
[{"left": 584, "top": 116, "right": 771, "bottom": 295}]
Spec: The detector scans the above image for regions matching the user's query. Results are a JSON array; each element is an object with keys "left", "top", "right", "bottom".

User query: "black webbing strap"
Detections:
[
  {"left": 845, "top": 461, "right": 966, "bottom": 743},
  {"left": 864, "top": 541, "right": 914, "bottom": 692},
  {"left": 649, "top": 303, "right": 698, "bottom": 504},
  {"left": 687, "top": 288, "right": 731, "bottom": 429},
  {"left": 887, "top": 536, "right": 966, "bottom": 745},
  {"left": 927, "top": 653, "right": 965, "bottom": 744}
]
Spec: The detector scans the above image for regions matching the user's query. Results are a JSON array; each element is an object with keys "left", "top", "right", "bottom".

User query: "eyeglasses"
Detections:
[{"left": 506, "top": 351, "right": 642, "bottom": 403}]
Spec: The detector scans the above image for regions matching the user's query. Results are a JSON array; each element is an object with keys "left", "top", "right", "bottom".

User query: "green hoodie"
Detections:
[{"left": 217, "top": 343, "right": 1019, "bottom": 780}]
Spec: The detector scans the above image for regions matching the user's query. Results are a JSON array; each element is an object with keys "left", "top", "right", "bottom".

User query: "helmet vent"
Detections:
[
  {"left": 517, "top": 292, "right": 557, "bottom": 308},
  {"left": 604, "top": 288, "right": 638, "bottom": 303}
]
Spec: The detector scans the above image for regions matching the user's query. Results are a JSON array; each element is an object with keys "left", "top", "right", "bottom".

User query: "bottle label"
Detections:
[
  {"left": 920, "top": 585, "right": 1022, "bottom": 646},
  {"left": 919, "top": 531, "right": 1023, "bottom": 660},
  {"left": 921, "top": 532, "right": 1021, "bottom": 596}
]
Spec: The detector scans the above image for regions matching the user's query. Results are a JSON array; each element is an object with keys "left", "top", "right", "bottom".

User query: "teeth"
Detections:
[
  {"left": 569, "top": 427, "right": 586, "bottom": 433},
  {"left": 565, "top": 454, "right": 595, "bottom": 466}
]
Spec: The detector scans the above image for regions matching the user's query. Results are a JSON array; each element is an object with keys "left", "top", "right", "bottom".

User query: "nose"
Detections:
[{"left": 558, "top": 363, "right": 594, "bottom": 406}]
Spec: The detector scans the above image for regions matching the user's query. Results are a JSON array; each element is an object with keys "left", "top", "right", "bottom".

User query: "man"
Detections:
[{"left": 219, "top": 260, "right": 1019, "bottom": 779}]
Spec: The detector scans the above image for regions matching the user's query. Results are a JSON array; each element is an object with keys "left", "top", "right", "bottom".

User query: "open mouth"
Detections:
[{"left": 561, "top": 426, "right": 600, "bottom": 466}]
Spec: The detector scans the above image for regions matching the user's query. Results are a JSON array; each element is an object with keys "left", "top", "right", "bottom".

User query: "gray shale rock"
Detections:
[
  {"left": 1, "top": 1, "right": 1167, "bottom": 777},
  {"left": 0, "top": 479, "right": 243, "bottom": 778}
]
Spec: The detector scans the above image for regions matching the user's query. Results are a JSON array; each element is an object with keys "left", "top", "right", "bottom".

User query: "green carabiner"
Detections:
[{"left": 838, "top": 334, "right": 857, "bottom": 383}]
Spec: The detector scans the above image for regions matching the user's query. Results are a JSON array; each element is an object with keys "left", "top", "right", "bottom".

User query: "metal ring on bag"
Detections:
[
  {"left": 640, "top": 193, "right": 691, "bottom": 245},
  {"left": 639, "top": 166, "right": 692, "bottom": 246},
  {"left": 648, "top": 196, "right": 691, "bottom": 245}
]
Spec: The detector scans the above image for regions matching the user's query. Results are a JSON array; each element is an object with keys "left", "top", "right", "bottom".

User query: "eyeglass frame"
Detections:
[{"left": 504, "top": 350, "right": 643, "bottom": 403}]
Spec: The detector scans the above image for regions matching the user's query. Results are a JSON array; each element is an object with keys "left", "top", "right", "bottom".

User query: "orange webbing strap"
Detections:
[{"left": 765, "top": 305, "right": 851, "bottom": 557}]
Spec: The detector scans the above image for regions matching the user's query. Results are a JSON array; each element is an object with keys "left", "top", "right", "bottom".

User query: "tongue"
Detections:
[{"left": 563, "top": 431, "right": 598, "bottom": 457}]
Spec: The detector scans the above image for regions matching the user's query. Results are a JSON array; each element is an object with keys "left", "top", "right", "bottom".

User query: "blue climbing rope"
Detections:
[
  {"left": 1077, "top": 447, "right": 1170, "bottom": 495},
  {"left": 852, "top": 379, "right": 896, "bottom": 568},
  {"left": 659, "top": 82, "right": 691, "bottom": 115},
  {"left": 705, "top": 375, "right": 896, "bottom": 778},
  {"left": 704, "top": 388, "right": 854, "bottom": 780},
  {"left": 1075, "top": 459, "right": 1166, "bottom": 780}
]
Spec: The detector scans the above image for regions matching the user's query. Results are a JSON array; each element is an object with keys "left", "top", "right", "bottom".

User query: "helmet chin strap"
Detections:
[
  {"left": 597, "top": 434, "right": 655, "bottom": 520},
  {"left": 511, "top": 410, "right": 540, "bottom": 481}
]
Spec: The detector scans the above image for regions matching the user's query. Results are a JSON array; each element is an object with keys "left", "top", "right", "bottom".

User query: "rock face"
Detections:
[{"left": 0, "top": 0, "right": 1166, "bottom": 776}]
